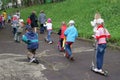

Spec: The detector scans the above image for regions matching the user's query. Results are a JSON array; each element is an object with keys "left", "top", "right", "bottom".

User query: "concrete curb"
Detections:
[
  {"left": 53, "top": 31, "right": 120, "bottom": 51},
  {"left": 77, "top": 38, "right": 120, "bottom": 50}
]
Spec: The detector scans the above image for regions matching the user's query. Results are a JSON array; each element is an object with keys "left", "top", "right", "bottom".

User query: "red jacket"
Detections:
[
  {"left": 27, "top": 18, "right": 31, "bottom": 25},
  {"left": 60, "top": 25, "right": 67, "bottom": 39}
]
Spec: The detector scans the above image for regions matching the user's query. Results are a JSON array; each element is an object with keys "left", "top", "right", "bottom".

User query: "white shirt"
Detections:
[{"left": 46, "top": 23, "right": 52, "bottom": 30}]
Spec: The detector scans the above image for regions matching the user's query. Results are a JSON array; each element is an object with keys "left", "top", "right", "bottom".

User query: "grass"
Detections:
[{"left": 4, "top": 0, "right": 120, "bottom": 46}]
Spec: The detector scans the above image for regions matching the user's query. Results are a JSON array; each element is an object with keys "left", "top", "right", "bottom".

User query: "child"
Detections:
[
  {"left": 57, "top": 21, "right": 67, "bottom": 51},
  {"left": 0, "top": 15, "right": 2, "bottom": 29},
  {"left": 7, "top": 14, "right": 11, "bottom": 23},
  {"left": 26, "top": 16, "right": 31, "bottom": 25},
  {"left": 14, "top": 19, "right": 24, "bottom": 43},
  {"left": 91, "top": 12, "right": 102, "bottom": 47},
  {"left": 45, "top": 18, "right": 53, "bottom": 44},
  {"left": 22, "top": 27, "right": 39, "bottom": 64},
  {"left": 11, "top": 14, "right": 19, "bottom": 36},
  {"left": 92, "top": 18, "right": 111, "bottom": 73},
  {"left": 38, "top": 10, "right": 46, "bottom": 34},
  {"left": 91, "top": 12, "right": 101, "bottom": 33},
  {"left": 30, "top": 11, "right": 38, "bottom": 33},
  {"left": 64, "top": 20, "right": 78, "bottom": 61},
  {"left": 2, "top": 10, "right": 7, "bottom": 26}
]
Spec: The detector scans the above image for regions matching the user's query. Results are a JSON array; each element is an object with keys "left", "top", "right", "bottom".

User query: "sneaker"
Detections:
[
  {"left": 93, "top": 68, "right": 103, "bottom": 73},
  {"left": 70, "top": 57, "right": 75, "bottom": 61},
  {"left": 44, "top": 38, "right": 48, "bottom": 42},
  {"left": 29, "top": 58, "right": 35, "bottom": 63},
  {"left": 64, "top": 53, "right": 70, "bottom": 59},
  {"left": 48, "top": 41, "right": 52, "bottom": 44},
  {"left": 33, "top": 59, "right": 39, "bottom": 64}
]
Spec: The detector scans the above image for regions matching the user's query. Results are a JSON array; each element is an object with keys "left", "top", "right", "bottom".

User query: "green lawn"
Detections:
[{"left": 6, "top": 0, "right": 120, "bottom": 46}]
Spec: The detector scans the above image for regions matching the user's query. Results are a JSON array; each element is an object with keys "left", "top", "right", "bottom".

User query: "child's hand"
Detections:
[{"left": 92, "top": 35, "right": 95, "bottom": 38}]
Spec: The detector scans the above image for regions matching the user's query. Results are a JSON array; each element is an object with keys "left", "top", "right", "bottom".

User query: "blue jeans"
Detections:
[
  {"left": 47, "top": 30, "right": 52, "bottom": 42},
  {"left": 65, "top": 42, "right": 73, "bottom": 57},
  {"left": 96, "top": 44, "right": 106, "bottom": 69}
]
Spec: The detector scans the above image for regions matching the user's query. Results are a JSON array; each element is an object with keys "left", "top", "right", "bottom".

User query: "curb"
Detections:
[
  {"left": 77, "top": 38, "right": 120, "bottom": 50},
  {"left": 52, "top": 31, "right": 120, "bottom": 51}
]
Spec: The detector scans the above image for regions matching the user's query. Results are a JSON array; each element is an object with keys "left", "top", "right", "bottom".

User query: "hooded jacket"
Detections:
[
  {"left": 64, "top": 25, "right": 78, "bottom": 42},
  {"left": 22, "top": 31, "right": 39, "bottom": 49}
]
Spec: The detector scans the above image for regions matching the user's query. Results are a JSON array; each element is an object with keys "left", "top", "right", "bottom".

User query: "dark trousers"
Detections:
[{"left": 40, "top": 24, "right": 44, "bottom": 33}]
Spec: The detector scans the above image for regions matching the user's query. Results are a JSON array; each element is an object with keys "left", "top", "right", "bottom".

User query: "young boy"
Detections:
[
  {"left": 64, "top": 20, "right": 78, "bottom": 61},
  {"left": 22, "top": 27, "right": 39, "bottom": 64}
]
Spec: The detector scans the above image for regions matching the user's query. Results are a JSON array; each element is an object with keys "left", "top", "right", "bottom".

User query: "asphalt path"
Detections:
[{"left": 0, "top": 23, "right": 120, "bottom": 80}]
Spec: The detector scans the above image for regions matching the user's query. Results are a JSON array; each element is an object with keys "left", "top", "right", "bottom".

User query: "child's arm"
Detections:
[{"left": 22, "top": 35, "right": 30, "bottom": 44}]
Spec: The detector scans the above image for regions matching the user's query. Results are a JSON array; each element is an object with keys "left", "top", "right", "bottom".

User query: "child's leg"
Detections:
[
  {"left": 17, "top": 32, "right": 21, "bottom": 42},
  {"left": 47, "top": 30, "right": 52, "bottom": 42},
  {"left": 65, "top": 43, "right": 72, "bottom": 57},
  {"left": 13, "top": 27, "right": 17, "bottom": 36},
  {"left": 65, "top": 42, "right": 74, "bottom": 60},
  {"left": 60, "top": 38, "right": 63, "bottom": 48},
  {"left": 28, "top": 49, "right": 39, "bottom": 64},
  {"left": 27, "top": 49, "right": 36, "bottom": 61},
  {"left": 14, "top": 33, "right": 17, "bottom": 41},
  {"left": 40, "top": 24, "right": 44, "bottom": 33},
  {"left": 34, "top": 27, "right": 37, "bottom": 33}
]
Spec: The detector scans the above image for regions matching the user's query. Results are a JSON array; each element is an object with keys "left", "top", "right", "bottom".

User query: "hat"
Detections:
[
  {"left": 19, "top": 19, "right": 24, "bottom": 22},
  {"left": 47, "top": 18, "right": 52, "bottom": 23},
  {"left": 69, "top": 20, "right": 75, "bottom": 24},
  {"left": 96, "top": 18, "right": 104, "bottom": 24}
]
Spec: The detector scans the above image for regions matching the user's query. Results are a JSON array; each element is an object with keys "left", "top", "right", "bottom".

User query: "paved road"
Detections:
[{"left": 0, "top": 24, "right": 120, "bottom": 80}]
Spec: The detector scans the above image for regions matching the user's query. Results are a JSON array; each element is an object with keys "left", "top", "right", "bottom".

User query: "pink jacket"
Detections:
[
  {"left": 60, "top": 25, "right": 67, "bottom": 39},
  {"left": 95, "top": 25, "right": 111, "bottom": 44}
]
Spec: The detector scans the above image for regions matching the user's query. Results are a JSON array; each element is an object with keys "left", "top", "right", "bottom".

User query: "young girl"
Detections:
[
  {"left": 45, "top": 18, "right": 53, "bottom": 44},
  {"left": 57, "top": 21, "right": 67, "bottom": 51},
  {"left": 91, "top": 12, "right": 102, "bottom": 47},
  {"left": 92, "top": 18, "right": 111, "bottom": 73}
]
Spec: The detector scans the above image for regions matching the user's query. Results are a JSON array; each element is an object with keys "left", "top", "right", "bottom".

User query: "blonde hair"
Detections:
[{"left": 94, "top": 12, "right": 101, "bottom": 19}]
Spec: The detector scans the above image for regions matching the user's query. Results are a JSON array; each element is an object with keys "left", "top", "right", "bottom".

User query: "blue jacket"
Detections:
[
  {"left": 64, "top": 25, "right": 78, "bottom": 42},
  {"left": 22, "top": 31, "right": 39, "bottom": 49}
]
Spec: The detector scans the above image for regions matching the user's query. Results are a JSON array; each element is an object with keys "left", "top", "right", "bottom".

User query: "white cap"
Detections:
[
  {"left": 96, "top": 18, "right": 104, "bottom": 24},
  {"left": 69, "top": 20, "right": 75, "bottom": 24},
  {"left": 13, "top": 15, "right": 17, "bottom": 17},
  {"left": 19, "top": 19, "right": 24, "bottom": 22}
]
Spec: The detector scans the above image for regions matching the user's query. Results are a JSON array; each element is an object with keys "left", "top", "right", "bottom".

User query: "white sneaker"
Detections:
[
  {"left": 93, "top": 68, "right": 103, "bottom": 73},
  {"left": 48, "top": 41, "right": 52, "bottom": 44},
  {"left": 29, "top": 58, "right": 35, "bottom": 63}
]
